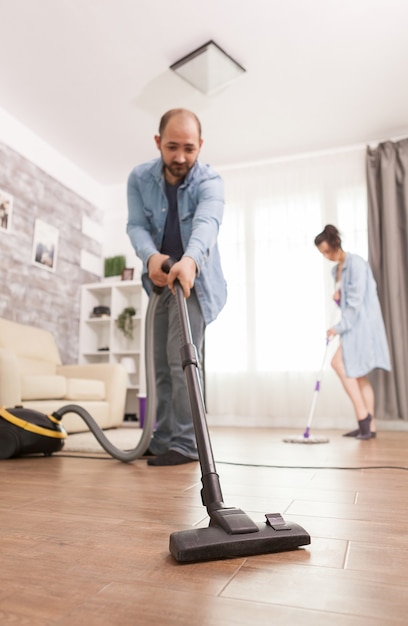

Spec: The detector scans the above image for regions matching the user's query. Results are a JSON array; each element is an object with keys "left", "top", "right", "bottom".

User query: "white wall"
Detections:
[
  {"left": 102, "top": 182, "right": 142, "bottom": 275},
  {"left": 0, "top": 106, "right": 105, "bottom": 207}
]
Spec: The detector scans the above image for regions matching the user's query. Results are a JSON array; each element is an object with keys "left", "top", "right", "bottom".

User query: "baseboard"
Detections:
[{"left": 206, "top": 414, "right": 408, "bottom": 431}]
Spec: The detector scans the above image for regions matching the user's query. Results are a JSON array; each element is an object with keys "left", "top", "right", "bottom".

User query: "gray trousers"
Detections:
[{"left": 150, "top": 287, "right": 205, "bottom": 458}]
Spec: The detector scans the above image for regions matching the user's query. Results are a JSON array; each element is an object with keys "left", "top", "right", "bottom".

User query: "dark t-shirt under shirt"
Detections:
[{"left": 161, "top": 179, "right": 184, "bottom": 261}]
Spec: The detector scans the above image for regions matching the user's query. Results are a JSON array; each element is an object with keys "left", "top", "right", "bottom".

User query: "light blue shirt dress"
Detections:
[{"left": 333, "top": 253, "right": 391, "bottom": 377}]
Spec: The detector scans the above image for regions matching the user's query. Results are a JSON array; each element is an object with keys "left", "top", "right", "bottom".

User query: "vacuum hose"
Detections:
[{"left": 53, "top": 288, "right": 160, "bottom": 462}]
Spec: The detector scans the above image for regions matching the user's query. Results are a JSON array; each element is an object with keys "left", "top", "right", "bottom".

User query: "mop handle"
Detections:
[
  {"left": 304, "top": 337, "right": 331, "bottom": 436},
  {"left": 303, "top": 303, "right": 339, "bottom": 438},
  {"left": 316, "top": 337, "right": 330, "bottom": 385}
]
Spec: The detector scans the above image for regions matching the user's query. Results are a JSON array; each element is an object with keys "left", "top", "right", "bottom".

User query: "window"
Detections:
[{"left": 205, "top": 148, "right": 367, "bottom": 417}]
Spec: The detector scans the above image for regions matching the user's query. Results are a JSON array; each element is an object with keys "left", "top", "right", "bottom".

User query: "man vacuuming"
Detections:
[{"left": 126, "top": 108, "right": 227, "bottom": 466}]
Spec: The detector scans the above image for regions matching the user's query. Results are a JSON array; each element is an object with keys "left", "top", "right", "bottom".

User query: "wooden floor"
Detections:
[{"left": 1, "top": 426, "right": 408, "bottom": 625}]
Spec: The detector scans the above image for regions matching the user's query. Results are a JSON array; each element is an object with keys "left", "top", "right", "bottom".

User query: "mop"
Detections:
[{"left": 283, "top": 337, "right": 331, "bottom": 444}]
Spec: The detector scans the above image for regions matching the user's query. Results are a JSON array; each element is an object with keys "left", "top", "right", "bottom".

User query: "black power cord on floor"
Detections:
[
  {"left": 216, "top": 460, "right": 408, "bottom": 471},
  {"left": 49, "top": 453, "right": 408, "bottom": 471}
]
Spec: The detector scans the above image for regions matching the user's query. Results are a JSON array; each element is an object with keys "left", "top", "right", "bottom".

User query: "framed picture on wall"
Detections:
[
  {"left": 0, "top": 188, "right": 13, "bottom": 233},
  {"left": 32, "top": 219, "right": 59, "bottom": 272}
]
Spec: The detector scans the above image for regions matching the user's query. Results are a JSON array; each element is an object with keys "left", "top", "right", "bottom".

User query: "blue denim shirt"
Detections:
[{"left": 127, "top": 158, "right": 227, "bottom": 325}]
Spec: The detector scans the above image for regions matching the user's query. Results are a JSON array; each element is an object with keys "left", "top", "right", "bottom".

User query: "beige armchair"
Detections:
[{"left": 0, "top": 317, "right": 128, "bottom": 433}]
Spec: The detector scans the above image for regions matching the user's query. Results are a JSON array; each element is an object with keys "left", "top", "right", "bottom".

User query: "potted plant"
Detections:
[
  {"left": 104, "top": 255, "right": 126, "bottom": 280},
  {"left": 116, "top": 306, "right": 136, "bottom": 339}
]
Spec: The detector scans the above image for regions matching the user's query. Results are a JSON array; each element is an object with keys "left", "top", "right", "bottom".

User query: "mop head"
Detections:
[{"left": 283, "top": 434, "right": 329, "bottom": 444}]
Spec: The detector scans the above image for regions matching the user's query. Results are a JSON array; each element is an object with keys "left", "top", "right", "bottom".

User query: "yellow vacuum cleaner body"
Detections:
[{"left": 0, "top": 406, "right": 67, "bottom": 459}]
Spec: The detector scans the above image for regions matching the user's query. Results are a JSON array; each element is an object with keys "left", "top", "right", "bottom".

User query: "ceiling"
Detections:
[{"left": 0, "top": 0, "right": 407, "bottom": 186}]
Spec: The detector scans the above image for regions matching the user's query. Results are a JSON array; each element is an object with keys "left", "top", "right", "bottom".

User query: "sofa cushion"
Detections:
[
  {"left": 65, "top": 378, "right": 105, "bottom": 401},
  {"left": 21, "top": 375, "right": 67, "bottom": 400},
  {"left": 0, "top": 318, "right": 61, "bottom": 366},
  {"left": 18, "top": 357, "right": 58, "bottom": 376}
]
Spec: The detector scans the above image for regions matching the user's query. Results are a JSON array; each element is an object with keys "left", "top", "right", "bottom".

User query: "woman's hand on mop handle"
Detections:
[{"left": 162, "top": 257, "right": 197, "bottom": 299}]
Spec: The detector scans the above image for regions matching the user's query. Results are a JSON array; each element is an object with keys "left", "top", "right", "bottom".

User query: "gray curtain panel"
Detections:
[{"left": 366, "top": 138, "right": 408, "bottom": 421}]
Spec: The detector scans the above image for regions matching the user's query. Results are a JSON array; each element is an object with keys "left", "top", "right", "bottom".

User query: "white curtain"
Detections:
[{"left": 206, "top": 148, "right": 368, "bottom": 427}]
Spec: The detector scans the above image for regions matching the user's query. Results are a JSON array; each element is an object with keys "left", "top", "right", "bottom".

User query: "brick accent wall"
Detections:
[{"left": 0, "top": 141, "right": 102, "bottom": 364}]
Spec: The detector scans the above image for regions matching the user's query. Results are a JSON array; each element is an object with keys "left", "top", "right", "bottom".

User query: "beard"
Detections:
[{"left": 163, "top": 160, "right": 193, "bottom": 181}]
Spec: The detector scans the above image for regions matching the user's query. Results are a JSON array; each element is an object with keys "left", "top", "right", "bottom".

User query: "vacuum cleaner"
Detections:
[
  {"left": 0, "top": 406, "right": 67, "bottom": 459},
  {"left": 0, "top": 263, "right": 310, "bottom": 563}
]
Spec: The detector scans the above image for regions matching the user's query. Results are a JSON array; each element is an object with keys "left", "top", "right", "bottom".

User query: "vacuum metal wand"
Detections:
[{"left": 171, "top": 273, "right": 258, "bottom": 534}]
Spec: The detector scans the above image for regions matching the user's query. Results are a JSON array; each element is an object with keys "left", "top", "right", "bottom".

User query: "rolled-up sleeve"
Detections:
[
  {"left": 334, "top": 256, "right": 367, "bottom": 335},
  {"left": 183, "top": 176, "right": 224, "bottom": 275},
  {"left": 126, "top": 170, "right": 158, "bottom": 268}
]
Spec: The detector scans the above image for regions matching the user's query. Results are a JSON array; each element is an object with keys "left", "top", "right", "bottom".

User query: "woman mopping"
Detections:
[{"left": 314, "top": 224, "right": 391, "bottom": 440}]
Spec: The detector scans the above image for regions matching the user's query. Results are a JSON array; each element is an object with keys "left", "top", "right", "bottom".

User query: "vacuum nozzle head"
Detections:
[{"left": 169, "top": 520, "right": 310, "bottom": 563}]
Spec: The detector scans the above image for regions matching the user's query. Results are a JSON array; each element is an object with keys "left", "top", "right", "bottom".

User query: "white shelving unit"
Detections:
[{"left": 79, "top": 280, "right": 148, "bottom": 418}]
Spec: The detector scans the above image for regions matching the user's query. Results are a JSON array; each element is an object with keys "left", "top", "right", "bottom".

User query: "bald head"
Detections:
[
  {"left": 158, "top": 109, "right": 202, "bottom": 140},
  {"left": 154, "top": 109, "right": 203, "bottom": 185}
]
